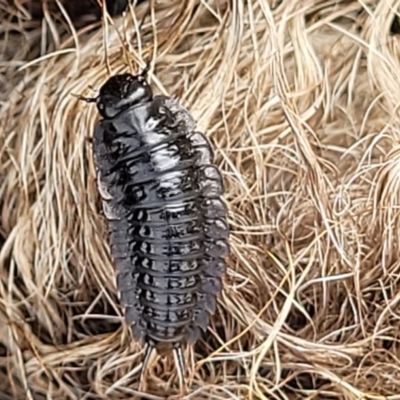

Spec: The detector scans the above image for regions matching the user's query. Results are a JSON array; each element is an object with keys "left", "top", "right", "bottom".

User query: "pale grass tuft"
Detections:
[{"left": 1, "top": 0, "right": 400, "bottom": 399}]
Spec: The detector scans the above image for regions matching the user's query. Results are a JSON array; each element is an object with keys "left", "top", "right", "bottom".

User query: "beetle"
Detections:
[{"left": 78, "top": 66, "right": 230, "bottom": 393}]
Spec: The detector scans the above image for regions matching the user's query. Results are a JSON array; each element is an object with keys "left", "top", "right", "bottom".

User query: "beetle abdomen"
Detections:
[{"left": 90, "top": 75, "right": 229, "bottom": 360}]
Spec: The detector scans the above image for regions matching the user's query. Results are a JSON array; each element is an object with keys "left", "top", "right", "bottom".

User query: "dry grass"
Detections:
[{"left": 1, "top": 0, "right": 400, "bottom": 398}]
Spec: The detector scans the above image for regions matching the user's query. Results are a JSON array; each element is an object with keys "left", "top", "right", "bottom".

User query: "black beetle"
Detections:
[{"left": 78, "top": 66, "right": 230, "bottom": 393}]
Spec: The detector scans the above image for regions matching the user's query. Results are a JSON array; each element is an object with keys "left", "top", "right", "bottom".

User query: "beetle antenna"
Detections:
[
  {"left": 140, "top": 63, "right": 150, "bottom": 79},
  {"left": 72, "top": 93, "right": 98, "bottom": 103}
]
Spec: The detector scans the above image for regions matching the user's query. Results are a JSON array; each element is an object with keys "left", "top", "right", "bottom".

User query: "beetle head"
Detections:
[{"left": 79, "top": 66, "right": 153, "bottom": 119}]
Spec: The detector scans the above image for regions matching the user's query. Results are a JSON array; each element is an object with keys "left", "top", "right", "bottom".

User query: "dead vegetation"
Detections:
[{"left": 1, "top": 0, "right": 400, "bottom": 399}]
